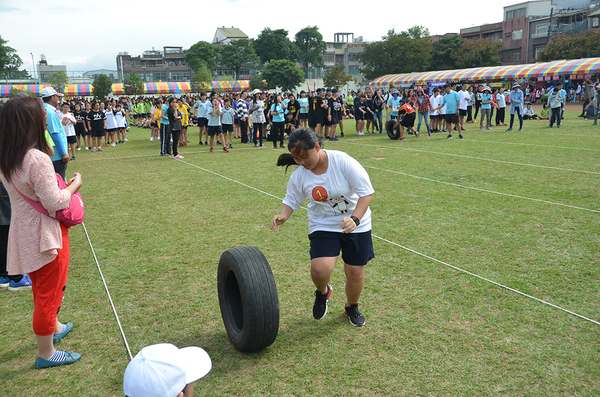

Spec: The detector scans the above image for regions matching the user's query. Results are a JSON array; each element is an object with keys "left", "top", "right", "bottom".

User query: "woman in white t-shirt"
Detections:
[
  {"left": 60, "top": 103, "right": 77, "bottom": 160},
  {"left": 270, "top": 128, "right": 374, "bottom": 327}
]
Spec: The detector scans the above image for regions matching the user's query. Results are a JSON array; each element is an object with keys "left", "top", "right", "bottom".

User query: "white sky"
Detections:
[{"left": 1, "top": 0, "right": 521, "bottom": 74}]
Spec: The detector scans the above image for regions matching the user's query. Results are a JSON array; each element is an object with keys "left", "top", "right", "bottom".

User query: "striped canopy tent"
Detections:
[
  {"left": 144, "top": 82, "right": 192, "bottom": 95},
  {"left": 64, "top": 84, "right": 92, "bottom": 96},
  {"left": 371, "top": 57, "right": 600, "bottom": 87},
  {"left": 0, "top": 84, "right": 51, "bottom": 97}
]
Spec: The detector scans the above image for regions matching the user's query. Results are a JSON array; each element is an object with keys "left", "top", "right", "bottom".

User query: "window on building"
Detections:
[
  {"left": 513, "top": 52, "right": 521, "bottom": 61},
  {"left": 534, "top": 47, "right": 542, "bottom": 60},
  {"left": 349, "top": 67, "right": 360, "bottom": 75},
  {"left": 334, "top": 43, "right": 344, "bottom": 49},
  {"left": 335, "top": 54, "right": 344, "bottom": 64},
  {"left": 512, "top": 29, "right": 523, "bottom": 39},
  {"left": 506, "top": 7, "right": 526, "bottom": 20},
  {"left": 536, "top": 24, "right": 549, "bottom": 35},
  {"left": 324, "top": 54, "right": 334, "bottom": 63},
  {"left": 170, "top": 71, "right": 191, "bottom": 81},
  {"left": 593, "top": 17, "right": 599, "bottom": 28},
  {"left": 348, "top": 54, "right": 358, "bottom": 62}
]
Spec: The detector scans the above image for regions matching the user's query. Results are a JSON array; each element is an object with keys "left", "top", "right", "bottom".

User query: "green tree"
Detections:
[
  {"left": 253, "top": 28, "right": 299, "bottom": 65},
  {"left": 92, "top": 73, "right": 113, "bottom": 101},
  {"left": 219, "top": 39, "right": 258, "bottom": 79},
  {"left": 9, "top": 87, "right": 35, "bottom": 98},
  {"left": 249, "top": 74, "right": 266, "bottom": 90},
  {"left": 123, "top": 72, "right": 144, "bottom": 95},
  {"left": 48, "top": 71, "right": 68, "bottom": 94},
  {"left": 400, "top": 25, "right": 430, "bottom": 39},
  {"left": 261, "top": 59, "right": 305, "bottom": 92},
  {"left": 451, "top": 39, "right": 502, "bottom": 69},
  {"left": 294, "top": 26, "right": 326, "bottom": 71},
  {"left": 358, "top": 28, "right": 433, "bottom": 81},
  {"left": 191, "top": 64, "right": 213, "bottom": 92},
  {"left": 185, "top": 40, "right": 218, "bottom": 72},
  {"left": 323, "top": 65, "right": 352, "bottom": 88},
  {"left": 431, "top": 35, "right": 465, "bottom": 70},
  {"left": 0, "top": 36, "right": 23, "bottom": 79},
  {"left": 538, "top": 29, "right": 600, "bottom": 62}
]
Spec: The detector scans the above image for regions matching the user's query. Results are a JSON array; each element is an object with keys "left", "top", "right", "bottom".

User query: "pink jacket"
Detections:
[{"left": 0, "top": 149, "right": 71, "bottom": 275}]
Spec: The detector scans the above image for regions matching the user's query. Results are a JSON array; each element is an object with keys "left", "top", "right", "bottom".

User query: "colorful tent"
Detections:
[
  {"left": 0, "top": 80, "right": 252, "bottom": 97},
  {"left": 371, "top": 57, "right": 600, "bottom": 87}
]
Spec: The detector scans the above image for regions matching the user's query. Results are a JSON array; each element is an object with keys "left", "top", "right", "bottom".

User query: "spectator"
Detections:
[{"left": 41, "top": 87, "right": 69, "bottom": 180}]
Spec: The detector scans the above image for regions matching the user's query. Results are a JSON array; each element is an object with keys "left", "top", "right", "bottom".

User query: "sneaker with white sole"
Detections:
[
  {"left": 344, "top": 303, "right": 365, "bottom": 326},
  {"left": 0, "top": 276, "right": 10, "bottom": 288},
  {"left": 313, "top": 284, "right": 332, "bottom": 320},
  {"left": 8, "top": 274, "right": 32, "bottom": 291}
]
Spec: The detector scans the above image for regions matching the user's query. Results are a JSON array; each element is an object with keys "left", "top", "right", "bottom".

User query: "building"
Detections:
[
  {"left": 212, "top": 27, "right": 248, "bottom": 46},
  {"left": 460, "top": 22, "right": 503, "bottom": 42},
  {"left": 37, "top": 54, "right": 67, "bottom": 84},
  {"left": 317, "top": 33, "right": 367, "bottom": 83},
  {"left": 116, "top": 47, "right": 192, "bottom": 83}
]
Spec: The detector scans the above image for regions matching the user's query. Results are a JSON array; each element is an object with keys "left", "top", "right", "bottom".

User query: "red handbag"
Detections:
[{"left": 11, "top": 173, "right": 84, "bottom": 228}]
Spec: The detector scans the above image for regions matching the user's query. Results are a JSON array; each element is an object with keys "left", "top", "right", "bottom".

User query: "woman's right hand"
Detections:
[
  {"left": 67, "top": 173, "right": 83, "bottom": 191},
  {"left": 270, "top": 215, "right": 287, "bottom": 231}
]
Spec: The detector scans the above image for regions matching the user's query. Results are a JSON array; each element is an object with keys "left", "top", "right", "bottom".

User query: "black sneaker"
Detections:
[
  {"left": 340, "top": 132, "right": 344, "bottom": 137},
  {"left": 199, "top": 141, "right": 203, "bottom": 145},
  {"left": 344, "top": 303, "right": 365, "bottom": 326},
  {"left": 447, "top": 134, "right": 453, "bottom": 139},
  {"left": 459, "top": 134, "right": 464, "bottom": 139},
  {"left": 313, "top": 284, "right": 332, "bottom": 320}
]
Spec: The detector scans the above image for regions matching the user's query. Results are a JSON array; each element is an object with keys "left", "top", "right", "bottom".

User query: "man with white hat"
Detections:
[
  {"left": 123, "top": 343, "right": 212, "bottom": 397},
  {"left": 41, "top": 87, "right": 69, "bottom": 180},
  {"left": 506, "top": 83, "right": 524, "bottom": 132}
]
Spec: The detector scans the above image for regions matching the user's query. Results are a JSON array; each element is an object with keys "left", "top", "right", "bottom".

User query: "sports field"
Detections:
[{"left": 1, "top": 112, "right": 599, "bottom": 396}]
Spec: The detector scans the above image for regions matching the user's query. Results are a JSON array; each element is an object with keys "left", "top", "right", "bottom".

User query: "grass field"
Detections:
[{"left": 1, "top": 112, "right": 599, "bottom": 396}]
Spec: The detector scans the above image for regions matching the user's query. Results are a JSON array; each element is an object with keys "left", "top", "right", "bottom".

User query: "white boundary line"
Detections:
[
  {"left": 459, "top": 139, "right": 600, "bottom": 152},
  {"left": 172, "top": 157, "right": 600, "bottom": 326},
  {"left": 82, "top": 222, "right": 134, "bottom": 360},
  {"left": 344, "top": 141, "right": 600, "bottom": 175},
  {"left": 364, "top": 165, "right": 600, "bottom": 214}
]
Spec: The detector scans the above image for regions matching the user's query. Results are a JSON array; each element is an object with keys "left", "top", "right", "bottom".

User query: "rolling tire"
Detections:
[
  {"left": 217, "top": 246, "right": 279, "bottom": 352},
  {"left": 386, "top": 120, "right": 400, "bottom": 140}
]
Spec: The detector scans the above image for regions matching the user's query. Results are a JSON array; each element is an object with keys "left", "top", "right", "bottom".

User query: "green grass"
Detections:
[{"left": 1, "top": 113, "right": 599, "bottom": 396}]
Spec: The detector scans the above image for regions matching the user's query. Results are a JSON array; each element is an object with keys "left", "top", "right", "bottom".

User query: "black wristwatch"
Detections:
[{"left": 350, "top": 216, "right": 360, "bottom": 226}]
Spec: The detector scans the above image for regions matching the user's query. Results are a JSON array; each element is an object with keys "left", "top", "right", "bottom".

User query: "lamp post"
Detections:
[{"left": 30, "top": 53, "right": 36, "bottom": 83}]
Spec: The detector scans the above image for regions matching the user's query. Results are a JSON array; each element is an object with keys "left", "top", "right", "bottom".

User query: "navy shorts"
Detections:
[
  {"left": 309, "top": 230, "right": 374, "bottom": 266},
  {"left": 459, "top": 109, "right": 468, "bottom": 117},
  {"left": 299, "top": 113, "right": 308, "bottom": 119},
  {"left": 308, "top": 114, "right": 322, "bottom": 127},
  {"left": 207, "top": 125, "right": 223, "bottom": 136},
  {"left": 222, "top": 124, "right": 234, "bottom": 132},
  {"left": 198, "top": 118, "right": 208, "bottom": 127},
  {"left": 91, "top": 130, "right": 105, "bottom": 137},
  {"left": 234, "top": 119, "right": 240, "bottom": 125}
]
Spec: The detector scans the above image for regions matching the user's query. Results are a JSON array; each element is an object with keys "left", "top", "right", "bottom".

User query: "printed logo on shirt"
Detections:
[{"left": 312, "top": 186, "right": 328, "bottom": 202}]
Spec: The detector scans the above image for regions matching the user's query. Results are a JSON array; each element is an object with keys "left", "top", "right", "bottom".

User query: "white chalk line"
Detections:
[
  {"left": 460, "top": 138, "right": 600, "bottom": 152},
  {"left": 75, "top": 145, "right": 256, "bottom": 162},
  {"left": 364, "top": 165, "right": 600, "bottom": 214},
  {"left": 344, "top": 141, "right": 600, "bottom": 175},
  {"left": 172, "top": 157, "right": 600, "bottom": 326},
  {"left": 82, "top": 223, "right": 133, "bottom": 360}
]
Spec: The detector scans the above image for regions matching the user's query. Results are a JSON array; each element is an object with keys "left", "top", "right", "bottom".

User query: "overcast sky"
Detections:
[{"left": 2, "top": 0, "right": 521, "bottom": 75}]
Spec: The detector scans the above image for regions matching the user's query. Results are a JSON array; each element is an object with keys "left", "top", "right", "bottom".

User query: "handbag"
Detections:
[{"left": 11, "top": 173, "right": 84, "bottom": 228}]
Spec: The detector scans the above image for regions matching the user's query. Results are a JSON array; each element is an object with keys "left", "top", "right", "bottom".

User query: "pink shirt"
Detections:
[{"left": 0, "top": 149, "right": 71, "bottom": 275}]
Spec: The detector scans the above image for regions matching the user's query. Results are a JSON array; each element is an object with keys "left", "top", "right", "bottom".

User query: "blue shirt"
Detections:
[
  {"left": 206, "top": 103, "right": 221, "bottom": 126},
  {"left": 388, "top": 97, "right": 402, "bottom": 116},
  {"left": 271, "top": 103, "right": 285, "bottom": 123},
  {"left": 442, "top": 91, "right": 460, "bottom": 114},
  {"left": 480, "top": 93, "right": 493, "bottom": 110},
  {"left": 43, "top": 103, "right": 68, "bottom": 161},
  {"left": 196, "top": 100, "right": 209, "bottom": 118},
  {"left": 221, "top": 107, "right": 235, "bottom": 125},
  {"left": 298, "top": 97, "right": 309, "bottom": 114},
  {"left": 161, "top": 104, "right": 170, "bottom": 125}
]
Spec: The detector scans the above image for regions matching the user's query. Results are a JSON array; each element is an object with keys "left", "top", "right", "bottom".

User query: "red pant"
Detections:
[{"left": 28, "top": 224, "right": 69, "bottom": 336}]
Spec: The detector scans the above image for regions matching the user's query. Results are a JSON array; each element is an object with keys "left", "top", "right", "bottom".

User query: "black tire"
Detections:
[
  {"left": 386, "top": 120, "right": 400, "bottom": 140},
  {"left": 217, "top": 246, "right": 279, "bottom": 352}
]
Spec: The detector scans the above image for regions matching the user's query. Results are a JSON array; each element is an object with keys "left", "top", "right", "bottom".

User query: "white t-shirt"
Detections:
[
  {"left": 114, "top": 110, "right": 126, "bottom": 128},
  {"left": 282, "top": 150, "right": 375, "bottom": 234},
  {"left": 458, "top": 90, "right": 469, "bottom": 110},
  {"left": 496, "top": 93, "right": 506, "bottom": 108},
  {"left": 105, "top": 109, "right": 117, "bottom": 129},
  {"left": 61, "top": 112, "right": 76, "bottom": 137},
  {"left": 429, "top": 95, "right": 439, "bottom": 116},
  {"left": 437, "top": 95, "right": 446, "bottom": 115}
]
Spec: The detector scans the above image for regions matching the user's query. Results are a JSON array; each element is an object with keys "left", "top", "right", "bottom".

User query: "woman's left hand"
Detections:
[{"left": 340, "top": 217, "right": 357, "bottom": 234}]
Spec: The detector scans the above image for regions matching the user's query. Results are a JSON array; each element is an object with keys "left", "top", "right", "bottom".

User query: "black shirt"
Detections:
[
  {"left": 74, "top": 111, "right": 87, "bottom": 133},
  {"left": 308, "top": 96, "right": 323, "bottom": 117},
  {"left": 287, "top": 100, "right": 300, "bottom": 118},
  {"left": 373, "top": 95, "right": 384, "bottom": 111},
  {"left": 333, "top": 97, "right": 344, "bottom": 119},
  {"left": 86, "top": 110, "right": 106, "bottom": 132}
]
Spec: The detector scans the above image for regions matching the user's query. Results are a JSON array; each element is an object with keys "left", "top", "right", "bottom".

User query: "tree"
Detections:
[
  {"left": 323, "top": 65, "right": 352, "bottom": 88},
  {"left": 431, "top": 35, "right": 465, "bottom": 70},
  {"left": 92, "top": 74, "right": 113, "bottom": 101},
  {"left": 451, "top": 39, "right": 502, "bottom": 69},
  {"left": 250, "top": 74, "right": 267, "bottom": 90},
  {"left": 191, "top": 64, "right": 213, "bottom": 92},
  {"left": 358, "top": 28, "right": 433, "bottom": 81},
  {"left": 261, "top": 60, "right": 305, "bottom": 92},
  {"left": 253, "top": 28, "right": 299, "bottom": 65},
  {"left": 0, "top": 36, "right": 24, "bottom": 79},
  {"left": 400, "top": 25, "right": 430, "bottom": 39},
  {"left": 219, "top": 39, "right": 258, "bottom": 79},
  {"left": 185, "top": 41, "right": 218, "bottom": 72},
  {"left": 48, "top": 71, "right": 68, "bottom": 94},
  {"left": 9, "top": 87, "right": 35, "bottom": 98},
  {"left": 538, "top": 29, "right": 600, "bottom": 62},
  {"left": 123, "top": 72, "right": 145, "bottom": 95},
  {"left": 294, "top": 26, "right": 326, "bottom": 71}
]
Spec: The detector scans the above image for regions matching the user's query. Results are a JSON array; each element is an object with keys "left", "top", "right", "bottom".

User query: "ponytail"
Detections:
[{"left": 275, "top": 127, "right": 324, "bottom": 172}]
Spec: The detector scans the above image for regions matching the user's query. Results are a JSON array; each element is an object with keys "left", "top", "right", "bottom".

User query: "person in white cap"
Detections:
[
  {"left": 41, "top": 87, "right": 69, "bottom": 180},
  {"left": 123, "top": 343, "right": 212, "bottom": 397},
  {"left": 506, "top": 83, "right": 524, "bottom": 132}
]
